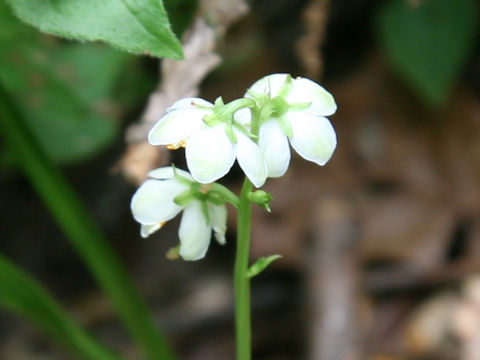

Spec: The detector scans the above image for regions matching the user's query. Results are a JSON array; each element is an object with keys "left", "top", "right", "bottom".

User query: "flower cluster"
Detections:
[{"left": 131, "top": 74, "right": 337, "bottom": 260}]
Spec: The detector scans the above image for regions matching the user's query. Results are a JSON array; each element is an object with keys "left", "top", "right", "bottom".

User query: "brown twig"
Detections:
[
  {"left": 308, "top": 196, "right": 362, "bottom": 360},
  {"left": 296, "top": 0, "right": 330, "bottom": 79}
]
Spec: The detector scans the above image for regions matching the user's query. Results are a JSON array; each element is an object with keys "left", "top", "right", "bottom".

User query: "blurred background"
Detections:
[{"left": 1, "top": 0, "right": 480, "bottom": 359}]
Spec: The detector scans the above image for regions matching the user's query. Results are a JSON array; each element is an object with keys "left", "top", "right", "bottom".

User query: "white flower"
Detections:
[
  {"left": 148, "top": 98, "right": 267, "bottom": 187},
  {"left": 130, "top": 167, "right": 227, "bottom": 261},
  {"left": 244, "top": 74, "right": 337, "bottom": 178}
]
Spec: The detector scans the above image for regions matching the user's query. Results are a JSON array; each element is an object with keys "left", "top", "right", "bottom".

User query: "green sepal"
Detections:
[
  {"left": 171, "top": 164, "right": 192, "bottom": 185},
  {"left": 200, "top": 200, "right": 210, "bottom": 224},
  {"left": 206, "top": 193, "right": 225, "bottom": 205},
  {"left": 233, "top": 121, "right": 257, "bottom": 141},
  {"left": 173, "top": 189, "right": 195, "bottom": 206},
  {"left": 270, "top": 96, "right": 289, "bottom": 117},
  {"left": 278, "top": 116, "right": 293, "bottom": 138},
  {"left": 246, "top": 255, "right": 282, "bottom": 278},
  {"left": 289, "top": 101, "right": 313, "bottom": 112},
  {"left": 210, "top": 183, "right": 240, "bottom": 208},
  {"left": 277, "top": 74, "right": 293, "bottom": 98},
  {"left": 224, "top": 123, "right": 238, "bottom": 144}
]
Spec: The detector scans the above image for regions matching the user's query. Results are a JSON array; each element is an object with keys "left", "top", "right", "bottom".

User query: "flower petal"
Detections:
[
  {"left": 246, "top": 73, "right": 289, "bottom": 98},
  {"left": 289, "top": 112, "right": 337, "bottom": 166},
  {"left": 233, "top": 107, "right": 251, "bottom": 127},
  {"left": 258, "top": 120, "right": 291, "bottom": 177},
  {"left": 166, "top": 97, "right": 213, "bottom": 112},
  {"left": 140, "top": 223, "right": 164, "bottom": 238},
  {"left": 148, "top": 166, "right": 193, "bottom": 181},
  {"left": 235, "top": 131, "right": 267, "bottom": 188},
  {"left": 131, "top": 179, "right": 186, "bottom": 225},
  {"left": 185, "top": 125, "right": 236, "bottom": 184},
  {"left": 208, "top": 203, "right": 227, "bottom": 245},
  {"left": 178, "top": 201, "right": 211, "bottom": 261},
  {"left": 287, "top": 77, "right": 337, "bottom": 116},
  {"left": 148, "top": 108, "right": 208, "bottom": 145}
]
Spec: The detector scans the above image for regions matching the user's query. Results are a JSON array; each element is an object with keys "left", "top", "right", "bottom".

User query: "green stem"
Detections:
[
  {"left": 234, "top": 178, "right": 253, "bottom": 360},
  {"left": 0, "top": 84, "right": 176, "bottom": 359},
  {"left": 210, "top": 183, "right": 240, "bottom": 208}
]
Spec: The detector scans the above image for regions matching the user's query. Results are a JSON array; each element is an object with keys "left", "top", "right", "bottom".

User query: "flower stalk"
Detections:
[{"left": 234, "top": 178, "right": 253, "bottom": 360}]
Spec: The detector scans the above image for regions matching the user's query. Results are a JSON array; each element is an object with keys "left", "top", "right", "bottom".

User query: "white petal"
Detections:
[
  {"left": 178, "top": 201, "right": 211, "bottom": 261},
  {"left": 235, "top": 131, "right": 267, "bottom": 188},
  {"left": 258, "top": 120, "right": 291, "bottom": 178},
  {"left": 185, "top": 125, "right": 236, "bottom": 184},
  {"left": 167, "top": 97, "right": 213, "bottom": 112},
  {"left": 287, "top": 77, "right": 337, "bottom": 116},
  {"left": 289, "top": 112, "right": 337, "bottom": 166},
  {"left": 140, "top": 223, "right": 164, "bottom": 238},
  {"left": 131, "top": 179, "right": 186, "bottom": 225},
  {"left": 246, "top": 74, "right": 289, "bottom": 98},
  {"left": 233, "top": 107, "right": 252, "bottom": 127},
  {"left": 148, "top": 108, "right": 208, "bottom": 145},
  {"left": 208, "top": 203, "right": 227, "bottom": 245},
  {"left": 148, "top": 166, "right": 193, "bottom": 181}
]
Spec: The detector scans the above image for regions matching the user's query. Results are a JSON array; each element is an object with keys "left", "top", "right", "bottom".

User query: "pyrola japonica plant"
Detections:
[{"left": 131, "top": 73, "right": 337, "bottom": 360}]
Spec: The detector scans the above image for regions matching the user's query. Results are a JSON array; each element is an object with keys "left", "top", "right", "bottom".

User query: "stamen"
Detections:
[{"left": 166, "top": 140, "right": 187, "bottom": 150}]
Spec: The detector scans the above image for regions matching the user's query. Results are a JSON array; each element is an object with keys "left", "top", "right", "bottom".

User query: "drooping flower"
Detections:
[
  {"left": 130, "top": 167, "right": 227, "bottom": 261},
  {"left": 243, "top": 73, "right": 337, "bottom": 178},
  {"left": 148, "top": 97, "right": 267, "bottom": 187}
]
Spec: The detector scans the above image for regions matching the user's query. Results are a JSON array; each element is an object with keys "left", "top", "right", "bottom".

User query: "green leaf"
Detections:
[
  {"left": 0, "top": 254, "right": 124, "bottom": 360},
  {"left": 247, "top": 255, "right": 282, "bottom": 278},
  {"left": 376, "top": 0, "right": 478, "bottom": 107},
  {"left": 0, "top": 4, "right": 152, "bottom": 163},
  {"left": 4, "top": 0, "right": 183, "bottom": 59},
  {"left": 0, "top": 83, "right": 176, "bottom": 360},
  {"left": 164, "top": 0, "right": 198, "bottom": 37}
]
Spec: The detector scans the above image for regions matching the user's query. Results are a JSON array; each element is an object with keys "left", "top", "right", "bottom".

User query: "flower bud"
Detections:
[{"left": 248, "top": 190, "right": 273, "bottom": 212}]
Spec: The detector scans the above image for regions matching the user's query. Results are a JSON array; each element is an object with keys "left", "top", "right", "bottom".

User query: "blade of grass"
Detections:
[
  {"left": 0, "top": 254, "right": 124, "bottom": 360},
  {"left": 0, "top": 84, "right": 176, "bottom": 359}
]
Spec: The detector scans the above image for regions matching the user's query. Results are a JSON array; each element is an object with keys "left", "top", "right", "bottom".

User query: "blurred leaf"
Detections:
[
  {"left": 164, "top": 0, "right": 198, "bottom": 37},
  {"left": 0, "top": 4, "right": 153, "bottom": 163},
  {"left": 376, "top": 0, "right": 478, "bottom": 107},
  {"left": 0, "top": 84, "right": 177, "bottom": 360},
  {"left": 247, "top": 255, "right": 282, "bottom": 278},
  {"left": 4, "top": 0, "right": 183, "bottom": 59},
  {"left": 0, "top": 254, "right": 124, "bottom": 360}
]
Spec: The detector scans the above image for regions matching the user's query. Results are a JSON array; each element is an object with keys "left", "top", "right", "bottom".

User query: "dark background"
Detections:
[{"left": 1, "top": 0, "right": 480, "bottom": 359}]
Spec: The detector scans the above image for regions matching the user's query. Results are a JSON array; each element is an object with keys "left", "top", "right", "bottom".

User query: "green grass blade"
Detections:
[
  {"left": 0, "top": 254, "right": 124, "bottom": 360},
  {"left": 0, "top": 84, "right": 176, "bottom": 359}
]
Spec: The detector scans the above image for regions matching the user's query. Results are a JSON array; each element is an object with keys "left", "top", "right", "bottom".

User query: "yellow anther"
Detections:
[{"left": 166, "top": 140, "right": 186, "bottom": 150}]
